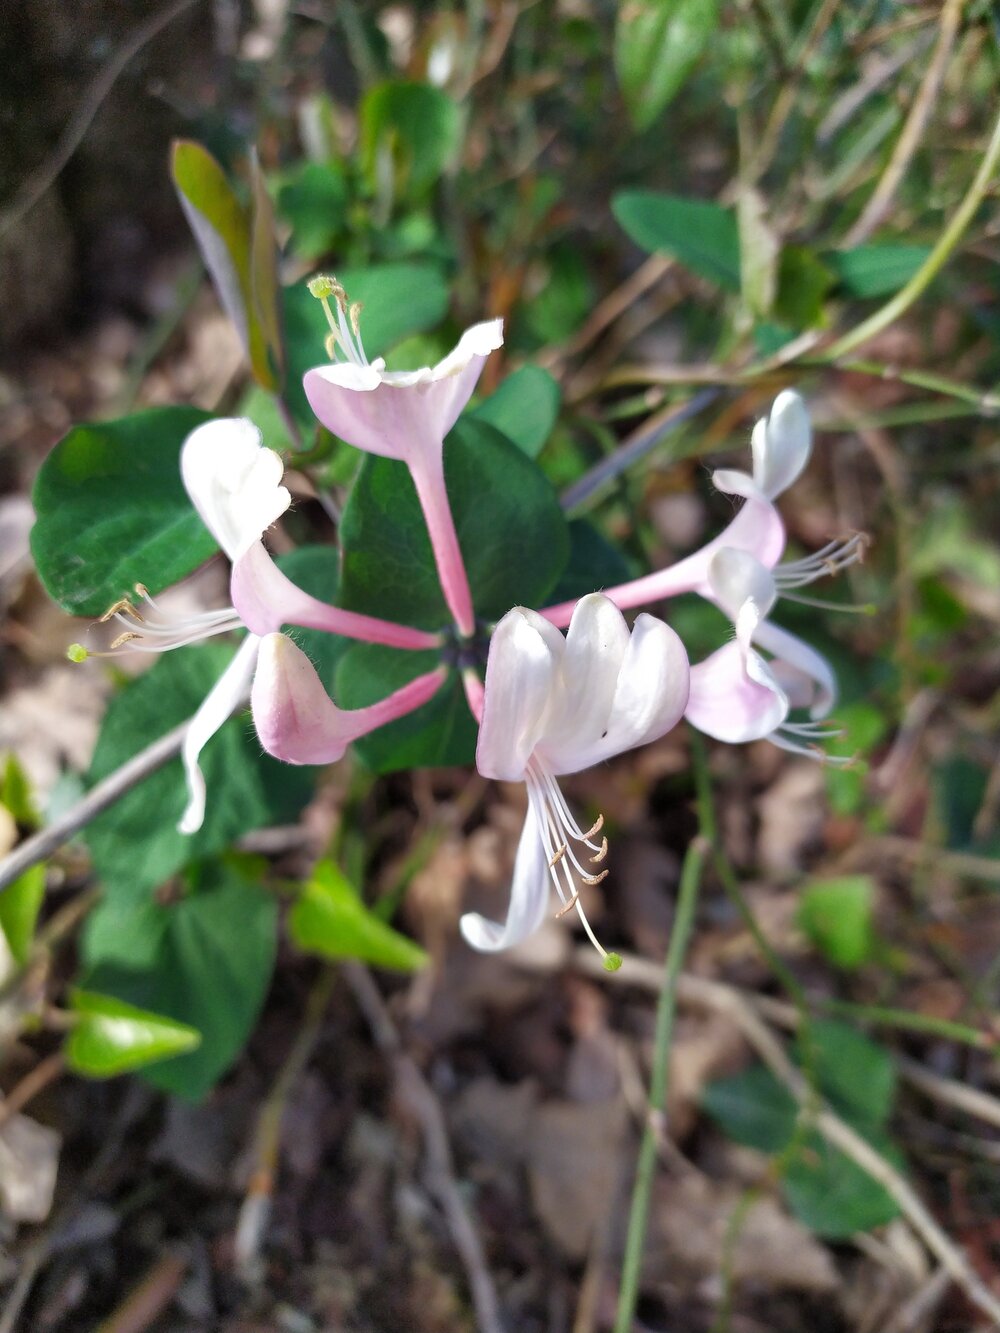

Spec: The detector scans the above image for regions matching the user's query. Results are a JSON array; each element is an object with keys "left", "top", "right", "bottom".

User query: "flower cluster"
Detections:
[{"left": 84, "top": 280, "right": 863, "bottom": 965}]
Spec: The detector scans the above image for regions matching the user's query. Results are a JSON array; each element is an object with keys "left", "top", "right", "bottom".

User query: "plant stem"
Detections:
[
  {"left": 614, "top": 831, "right": 708, "bottom": 1333},
  {"left": 824, "top": 102, "right": 1000, "bottom": 361}
]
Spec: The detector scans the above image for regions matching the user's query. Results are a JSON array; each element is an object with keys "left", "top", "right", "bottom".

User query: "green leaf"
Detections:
[
  {"left": 798, "top": 875, "right": 876, "bottom": 969},
  {"left": 360, "top": 81, "right": 462, "bottom": 197},
  {"left": 249, "top": 151, "right": 284, "bottom": 385},
  {"left": 336, "top": 646, "right": 477, "bottom": 772},
  {"left": 469, "top": 367, "right": 562, "bottom": 459},
  {"left": 701, "top": 1065, "right": 799, "bottom": 1153},
  {"left": 277, "top": 161, "right": 350, "bottom": 259},
  {"left": 283, "top": 263, "right": 450, "bottom": 426},
  {"left": 340, "top": 416, "right": 569, "bottom": 631},
  {"left": 807, "top": 1020, "right": 896, "bottom": 1131},
  {"left": 290, "top": 860, "right": 427, "bottom": 970},
  {"left": 171, "top": 140, "right": 280, "bottom": 390},
  {"left": 66, "top": 989, "right": 201, "bottom": 1079},
  {"left": 82, "top": 642, "right": 314, "bottom": 954},
  {"left": 614, "top": 0, "right": 721, "bottom": 130},
  {"left": 30, "top": 407, "right": 216, "bottom": 616},
  {"left": 613, "top": 191, "right": 740, "bottom": 290},
  {"left": 783, "top": 1130, "right": 901, "bottom": 1238},
  {"left": 0, "top": 864, "right": 45, "bottom": 965},
  {"left": 82, "top": 861, "right": 277, "bottom": 1099},
  {"left": 824, "top": 244, "right": 931, "bottom": 299},
  {"left": 1, "top": 752, "right": 39, "bottom": 828},
  {"left": 774, "top": 246, "right": 835, "bottom": 330}
]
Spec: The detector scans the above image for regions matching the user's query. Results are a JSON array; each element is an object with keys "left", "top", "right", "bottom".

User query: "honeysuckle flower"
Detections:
[
  {"left": 302, "top": 276, "right": 504, "bottom": 638},
  {"left": 686, "top": 550, "right": 846, "bottom": 760},
  {"left": 252, "top": 633, "right": 447, "bottom": 764},
  {"left": 460, "top": 593, "right": 689, "bottom": 962},
  {"left": 76, "top": 418, "right": 440, "bottom": 834},
  {"left": 541, "top": 390, "right": 863, "bottom": 632}
]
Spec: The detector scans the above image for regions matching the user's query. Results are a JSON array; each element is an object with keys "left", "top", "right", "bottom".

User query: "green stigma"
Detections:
[
  {"left": 67, "top": 643, "right": 89, "bottom": 663},
  {"left": 602, "top": 951, "right": 623, "bottom": 973},
  {"left": 307, "top": 274, "right": 339, "bottom": 300}
]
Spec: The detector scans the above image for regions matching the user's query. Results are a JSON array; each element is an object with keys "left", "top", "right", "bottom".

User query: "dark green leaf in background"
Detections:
[
  {"left": 336, "top": 647, "right": 478, "bottom": 772},
  {"left": 613, "top": 191, "right": 740, "bottom": 290},
  {"left": 824, "top": 244, "right": 931, "bottom": 299},
  {"left": 339, "top": 417, "right": 570, "bottom": 629},
  {"left": 277, "top": 161, "right": 350, "bottom": 260},
  {"left": 468, "top": 366, "right": 562, "bottom": 459},
  {"left": 30, "top": 407, "right": 216, "bottom": 616},
  {"left": 614, "top": 0, "right": 721, "bottom": 130},
  {"left": 290, "top": 859, "right": 427, "bottom": 970},
  {"left": 359, "top": 81, "right": 462, "bottom": 197},
  {"left": 548, "top": 518, "right": 635, "bottom": 604},
  {"left": 83, "top": 861, "right": 277, "bottom": 1100},
  {"left": 82, "top": 642, "right": 313, "bottom": 964}
]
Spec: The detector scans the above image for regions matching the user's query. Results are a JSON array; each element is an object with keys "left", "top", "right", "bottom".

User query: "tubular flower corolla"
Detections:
[{"left": 302, "top": 276, "right": 504, "bottom": 637}]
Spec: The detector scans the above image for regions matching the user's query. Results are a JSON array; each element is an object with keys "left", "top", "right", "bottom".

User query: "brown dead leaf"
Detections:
[
  {"left": 756, "top": 761, "right": 827, "bottom": 879},
  {"left": 527, "top": 1097, "right": 627, "bottom": 1260}
]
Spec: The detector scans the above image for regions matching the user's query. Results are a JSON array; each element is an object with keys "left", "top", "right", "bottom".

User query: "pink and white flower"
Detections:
[
  {"left": 302, "top": 277, "right": 504, "bottom": 637},
  {"left": 92, "top": 417, "right": 439, "bottom": 834},
  {"left": 461, "top": 593, "right": 689, "bottom": 959}
]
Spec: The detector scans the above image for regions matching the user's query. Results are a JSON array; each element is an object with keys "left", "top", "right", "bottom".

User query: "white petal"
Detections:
[
  {"left": 459, "top": 802, "right": 551, "bottom": 952},
  {"left": 477, "top": 607, "right": 563, "bottom": 781},
  {"left": 429, "top": 318, "right": 505, "bottom": 382},
  {"left": 178, "top": 634, "right": 260, "bottom": 833},
  {"left": 708, "top": 547, "right": 778, "bottom": 622},
  {"left": 751, "top": 618, "right": 837, "bottom": 718},
  {"left": 181, "top": 418, "right": 291, "bottom": 561},
  {"left": 543, "top": 594, "right": 629, "bottom": 754},
  {"left": 751, "top": 390, "right": 812, "bottom": 499}
]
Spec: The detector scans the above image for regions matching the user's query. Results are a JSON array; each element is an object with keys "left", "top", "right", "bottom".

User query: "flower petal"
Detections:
[
  {"left": 178, "top": 634, "right": 260, "bottom": 834},
  {"left": 180, "top": 418, "right": 291, "bottom": 561},
  {"left": 541, "top": 594, "right": 629, "bottom": 756},
  {"left": 751, "top": 618, "right": 837, "bottom": 718},
  {"left": 477, "top": 607, "right": 563, "bottom": 781},
  {"left": 751, "top": 390, "right": 812, "bottom": 499},
  {"left": 459, "top": 801, "right": 551, "bottom": 952},
  {"left": 558, "top": 612, "right": 689, "bottom": 771},
  {"left": 708, "top": 547, "right": 778, "bottom": 622},
  {"left": 303, "top": 318, "right": 504, "bottom": 465},
  {"left": 251, "top": 633, "right": 360, "bottom": 765},
  {"left": 685, "top": 601, "right": 787, "bottom": 743}
]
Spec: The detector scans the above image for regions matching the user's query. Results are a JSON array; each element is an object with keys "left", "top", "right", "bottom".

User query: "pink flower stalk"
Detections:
[
  {"left": 462, "top": 594, "right": 689, "bottom": 961},
  {"left": 252, "top": 633, "right": 447, "bottom": 764},
  {"left": 302, "top": 277, "right": 504, "bottom": 639},
  {"left": 88, "top": 418, "right": 439, "bottom": 834}
]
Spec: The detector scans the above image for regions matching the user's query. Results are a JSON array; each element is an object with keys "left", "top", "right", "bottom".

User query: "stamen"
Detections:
[
  {"left": 308, "top": 273, "right": 370, "bottom": 366},
  {"left": 774, "top": 532, "right": 870, "bottom": 592},
  {"left": 525, "top": 760, "right": 619, "bottom": 968},
  {"left": 99, "top": 597, "right": 142, "bottom": 624},
  {"left": 110, "top": 631, "right": 141, "bottom": 649}
]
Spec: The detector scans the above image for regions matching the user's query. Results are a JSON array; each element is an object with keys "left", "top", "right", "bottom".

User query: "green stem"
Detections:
[
  {"left": 614, "top": 831, "right": 708, "bottom": 1333},
  {"left": 823, "top": 104, "right": 1000, "bottom": 361}
]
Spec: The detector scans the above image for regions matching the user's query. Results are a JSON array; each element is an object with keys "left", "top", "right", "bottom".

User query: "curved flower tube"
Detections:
[
  {"left": 303, "top": 277, "right": 504, "bottom": 638},
  {"left": 252, "top": 633, "right": 448, "bottom": 765},
  {"left": 88, "top": 418, "right": 439, "bottom": 834},
  {"left": 461, "top": 593, "right": 690, "bottom": 959}
]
